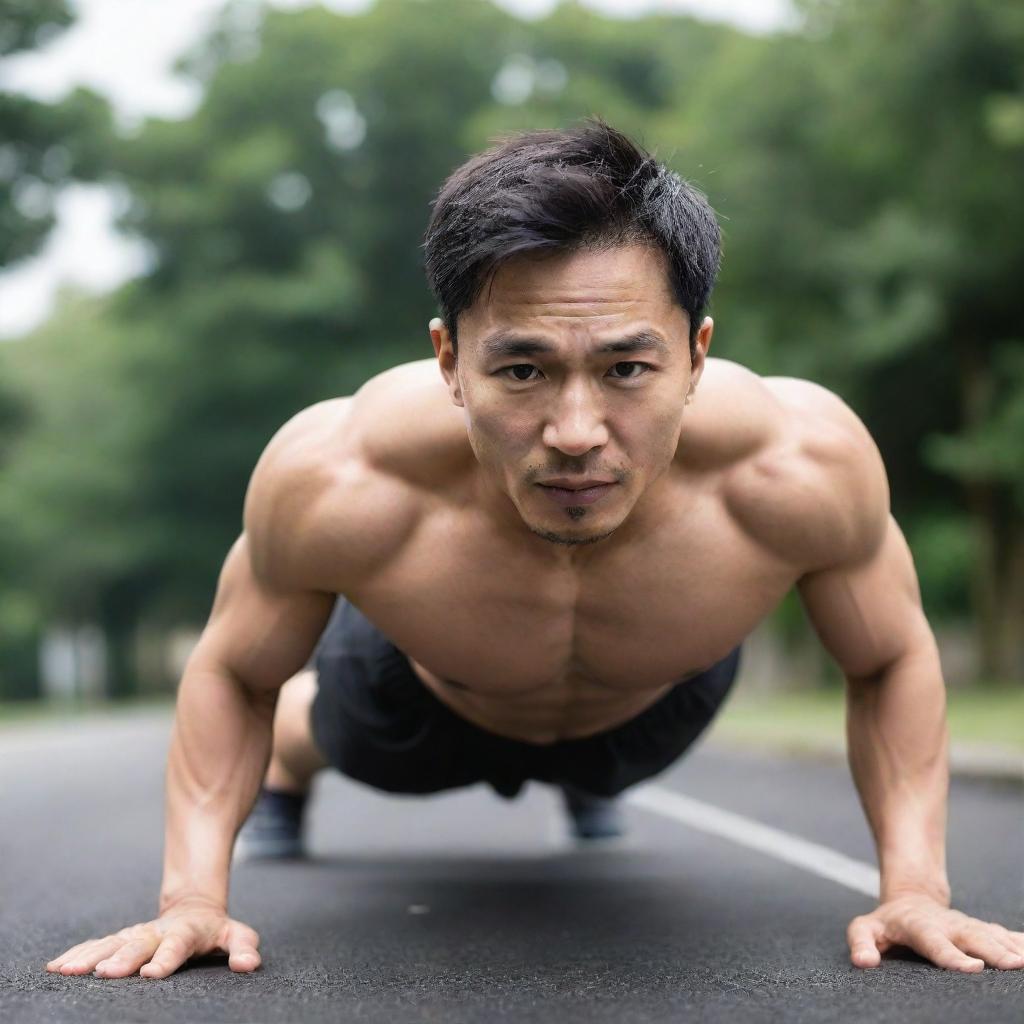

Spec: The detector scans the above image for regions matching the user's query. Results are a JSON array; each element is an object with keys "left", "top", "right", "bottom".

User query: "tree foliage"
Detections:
[
  {"left": 1, "top": 0, "right": 1022, "bottom": 698},
  {"left": 0, "top": 0, "right": 115, "bottom": 695}
]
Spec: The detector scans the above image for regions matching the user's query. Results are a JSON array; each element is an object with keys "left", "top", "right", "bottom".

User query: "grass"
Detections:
[
  {"left": 1, "top": 686, "right": 1021, "bottom": 754},
  {"left": 715, "top": 685, "right": 1024, "bottom": 753},
  {"left": 0, "top": 694, "right": 174, "bottom": 728}
]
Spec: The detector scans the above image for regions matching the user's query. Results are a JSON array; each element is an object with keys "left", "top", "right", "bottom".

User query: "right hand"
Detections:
[{"left": 45, "top": 899, "right": 261, "bottom": 979}]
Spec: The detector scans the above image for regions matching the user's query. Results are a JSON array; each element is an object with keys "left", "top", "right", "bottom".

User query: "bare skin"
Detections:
[{"left": 46, "top": 244, "right": 1024, "bottom": 979}]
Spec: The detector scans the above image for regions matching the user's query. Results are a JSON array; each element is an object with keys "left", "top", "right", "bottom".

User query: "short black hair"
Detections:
[{"left": 422, "top": 117, "right": 721, "bottom": 363}]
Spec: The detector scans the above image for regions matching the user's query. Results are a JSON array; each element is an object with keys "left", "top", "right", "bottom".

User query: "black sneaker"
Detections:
[
  {"left": 559, "top": 783, "right": 627, "bottom": 841},
  {"left": 233, "top": 786, "right": 309, "bottom": 863}
]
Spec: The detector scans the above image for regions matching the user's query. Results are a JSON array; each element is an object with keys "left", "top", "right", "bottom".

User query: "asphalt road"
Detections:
[{"left": 2, "top": 708, "right": 1022, "bottom": 1023}]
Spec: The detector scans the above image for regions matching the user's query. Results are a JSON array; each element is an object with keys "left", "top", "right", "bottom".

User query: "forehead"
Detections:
[{"left": 459, "top": 243, "right": 687, "bottom": 346}]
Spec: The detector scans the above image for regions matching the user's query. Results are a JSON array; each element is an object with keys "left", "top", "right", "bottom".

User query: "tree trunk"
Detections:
[
  {"left": 963, "top": 479, "right": 1001, "bottom": 679},
  {"left": 958, "top": 345, "right": 1003, "bottom": 680},
  {"left": 97, "top": 584, "right": 139, "bottom": 701},
  {"left": 992, "top": 496, "right": 1024, "bottom": 683}
]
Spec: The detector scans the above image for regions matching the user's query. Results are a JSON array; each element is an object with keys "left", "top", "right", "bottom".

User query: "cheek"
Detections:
[
  {"left": 623, "top": 408, "right": 683, "bottom": 463},
  {"left": 467, "top": 407, "right": 533, "bottom": 463}
]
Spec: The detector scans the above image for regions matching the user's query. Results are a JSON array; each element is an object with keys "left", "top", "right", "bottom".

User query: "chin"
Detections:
[
  {"left": 524, "top": 516, "right": 619, "bottom": 548},
  {"left": 530, "top": 527, "right": 618, "bottom": 548}
]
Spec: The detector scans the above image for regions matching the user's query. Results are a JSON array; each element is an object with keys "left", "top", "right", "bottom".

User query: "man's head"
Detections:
[{"left": 421, "top": 119, "right": 721, "bottom": 554}]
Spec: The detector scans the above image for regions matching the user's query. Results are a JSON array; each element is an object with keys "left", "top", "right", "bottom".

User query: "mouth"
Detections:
[
  {"left": 539, "top": 477, "right": 616, "bottom": 489},
  {"left": 537, "top": 482, "right": 616, "bottom": 507}
]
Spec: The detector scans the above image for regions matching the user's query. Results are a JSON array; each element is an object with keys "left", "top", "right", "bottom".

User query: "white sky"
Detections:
[{"left": 0, "top": 0, "right": 795, "bottom": 339}]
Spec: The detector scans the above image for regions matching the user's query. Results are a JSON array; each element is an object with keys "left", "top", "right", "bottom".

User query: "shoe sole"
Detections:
[
  {"left": 232, "top": 839, "right": 307, "bottom": 864},
  {"left": 568, "top": 831, "right": 636, "bottom": 853}
]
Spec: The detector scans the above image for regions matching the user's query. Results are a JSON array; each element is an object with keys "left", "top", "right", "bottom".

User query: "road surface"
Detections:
[{"left": 2, "top": 708, "right": 1021, "bottom": 1022}]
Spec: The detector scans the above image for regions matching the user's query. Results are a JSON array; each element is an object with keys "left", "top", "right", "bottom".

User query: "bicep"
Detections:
[
  {"left": 796, "top": 512, "right": 933, "bottom": 681},
  {"left": 186, "top": 532, "right": 336, "bottom": 695}
]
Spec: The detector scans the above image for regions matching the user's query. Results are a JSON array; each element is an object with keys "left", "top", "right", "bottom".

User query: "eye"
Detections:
[
  {"left": 496, "top": 362, "right": 654, "bottom": 383},
  {"left": 607, "top": 361, "right": 653, "bottom": 380},
  {"left": 500, "top": 364, "right": 541, "bottom": 383}
]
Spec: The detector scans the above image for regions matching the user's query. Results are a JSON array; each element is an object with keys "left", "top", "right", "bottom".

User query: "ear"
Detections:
[
  {"left": 429, "top": 317, "right": 464, "bottom": 407},
  {"left": 686, "top": 317, "right": 713, "bottom": 403}
]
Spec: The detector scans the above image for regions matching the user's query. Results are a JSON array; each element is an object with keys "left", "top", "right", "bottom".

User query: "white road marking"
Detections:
[{"left": 626, "top": 785, "right": 880, "bottom": 898}]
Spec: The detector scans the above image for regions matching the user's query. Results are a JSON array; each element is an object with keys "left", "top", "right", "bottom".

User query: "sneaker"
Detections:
[
  {"left": 559, "top": 782, "right": 627, "bottom": 841},
  {"left": 233, "top": 785, "right": 309, "bottom": 863}
]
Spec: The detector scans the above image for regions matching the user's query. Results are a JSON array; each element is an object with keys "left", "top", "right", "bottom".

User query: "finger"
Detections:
[
  {"left": 847, "top": 917, "right": 882, "bottom": 969},
  {"left": 47, "top": 939, "right": 103, "bottom": 971},
  {"left": 95, "top": 939, "right": 159, "bottom": 979},
  {"left": 51, "top": 937, "right": 126, "bottom": 975},
  {"left": 140, "top": 933, "right": 194, "bottom": 979},
  {"left": 47, "top": 939, "right": 96, "bottom": 969},
  {"left": 956, "top": 928, "right": 1024, "bottom": 971},
  {"left": 227, "top": 923, "right": 261, "bottom": 973},
  {"left": 916, "top": 930, "right": 985, "bottom": 973},
  {"left": 48, "top": 923, "right": 149, "bottom": 972},
  {"left": 987, "top": 923, "right": 1024, "bottom": 956}
]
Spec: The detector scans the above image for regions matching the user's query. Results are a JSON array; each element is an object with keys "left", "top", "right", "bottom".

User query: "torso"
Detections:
[{"left": 299, "top": 356, "right": 852, "bottom": 745}]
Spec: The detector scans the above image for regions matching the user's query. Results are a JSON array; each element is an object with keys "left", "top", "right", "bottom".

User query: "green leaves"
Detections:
[
  {"left": 924, "top": 341, "right": 1024, "bottom": 503},
  {"left": 3, "top": 0, "right": 1024, "bottom": 692}
]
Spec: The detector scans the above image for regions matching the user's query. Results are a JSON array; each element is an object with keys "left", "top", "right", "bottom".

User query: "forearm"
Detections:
[
  {"left": 158, "top": 665, "right": 276, "bottom": 914},
  {"left": 844, "top": 640, "right": 951, "bottom": 904}
]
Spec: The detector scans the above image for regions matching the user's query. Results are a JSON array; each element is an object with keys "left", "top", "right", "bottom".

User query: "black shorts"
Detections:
[{"left": 309, "top": 596, "right": 742, "bottom": 800}]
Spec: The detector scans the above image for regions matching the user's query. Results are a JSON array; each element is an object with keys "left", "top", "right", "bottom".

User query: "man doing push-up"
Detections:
[{"left": 47, "top": 119, "right": 1024, "bottom": 981}]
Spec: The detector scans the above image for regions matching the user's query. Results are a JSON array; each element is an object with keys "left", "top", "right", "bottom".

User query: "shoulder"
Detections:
[
  {"left": 722, "top": 374, "right": 890, "bottom": 573},
  {"left": 348, "top": 357, "right": 475, "bottom": 491},
  {"left": 243, "top": 391, "right": 423, "bottom": 593}
]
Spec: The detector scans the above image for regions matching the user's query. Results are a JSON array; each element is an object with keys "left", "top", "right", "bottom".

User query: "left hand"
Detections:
[{"left": 847, "top": 894, "right": 1024, "bottom": 972}]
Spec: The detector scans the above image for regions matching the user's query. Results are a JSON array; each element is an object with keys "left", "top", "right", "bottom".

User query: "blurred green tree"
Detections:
[
  {"left": 2, "top": 0, "right": 1020, "bottom": 699},
  {"left": 666, "top": 0, "right": 1024, "bottom": 679},
  {"left": 0, "top": 0, "right": 111, "bottom": 267},
  {"left": 796, "top": 0, "right": 1024, "bottom": 681},
  {"left": 0, "top": 294, "right": 165, "bottom": 697},
  {"left": 0, "top": 0, "right": 114, "bottom": 698},
  {"left": 66, "top": 0, "right": 735, "bottom": 642}
]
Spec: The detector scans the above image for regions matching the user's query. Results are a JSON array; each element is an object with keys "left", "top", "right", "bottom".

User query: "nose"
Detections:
[{"left": 541, "top": 378, "right": 609, "bottom": 456}]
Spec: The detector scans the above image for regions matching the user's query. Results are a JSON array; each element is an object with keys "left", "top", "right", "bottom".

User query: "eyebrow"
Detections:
[{"left": 480, "top": 328, "right": 673, "bottom": 361}]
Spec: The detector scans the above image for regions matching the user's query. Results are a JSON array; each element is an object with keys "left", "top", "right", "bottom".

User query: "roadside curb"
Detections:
[
  {"left": 947, "top": 741, "right": 1024, "bottom": 783},
  {"left": 705, "top": 733, "right": 1023, "bottom": 785}
]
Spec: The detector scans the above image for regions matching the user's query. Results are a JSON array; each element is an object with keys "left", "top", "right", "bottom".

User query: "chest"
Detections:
[{"left": 345, "top": 491, "right": 798, "bottom": 696}]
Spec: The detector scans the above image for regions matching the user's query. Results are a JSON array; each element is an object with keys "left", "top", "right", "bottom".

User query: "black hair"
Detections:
[{"left": 422, "top": 117, "right": 721, "bottom": 363}]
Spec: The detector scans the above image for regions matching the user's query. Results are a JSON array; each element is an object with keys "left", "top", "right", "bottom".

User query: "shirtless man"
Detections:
[{"left": 46, "top": 120, "right": 1024, "bottom": 981}]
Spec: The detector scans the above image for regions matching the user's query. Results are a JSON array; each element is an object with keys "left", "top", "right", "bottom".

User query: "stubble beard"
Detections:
[{"left": 525, "top": 509, "right": 618, "bottom": 548}]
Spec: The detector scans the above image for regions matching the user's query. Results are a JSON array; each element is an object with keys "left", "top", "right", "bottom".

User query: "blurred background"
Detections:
[{"left": 0, "top": 0, "right": 1020, "bottom": 750}]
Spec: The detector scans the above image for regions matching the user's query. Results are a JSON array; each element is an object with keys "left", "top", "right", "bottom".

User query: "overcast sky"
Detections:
[{"left": 0, "top": 0, "right": 795, "bottom": 339}]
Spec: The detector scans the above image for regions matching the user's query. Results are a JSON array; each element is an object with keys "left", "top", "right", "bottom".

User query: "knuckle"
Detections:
[
  {"left": 921, "top": 932, "right": 949, "bottom": 957},
  {"left": 114, "top": 940, "right": 150, "bottom": 958}
]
